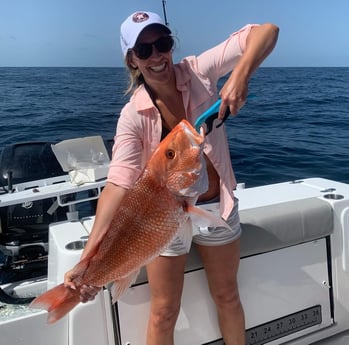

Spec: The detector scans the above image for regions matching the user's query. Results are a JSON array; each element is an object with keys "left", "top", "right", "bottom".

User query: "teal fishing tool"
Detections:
[{"left": 194, "top": 95, "right": 256, "bottom": 135}]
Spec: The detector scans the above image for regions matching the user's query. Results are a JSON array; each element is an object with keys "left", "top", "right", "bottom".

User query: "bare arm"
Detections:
[
  {"left": 219, "top": 23, "right": 279, "bottom": 117},
  {"left": 64, "top": 182, "right": 127, "bottom": 300},
  {"left": 79, "top": 182, "right": 127, "bottom": 260}
]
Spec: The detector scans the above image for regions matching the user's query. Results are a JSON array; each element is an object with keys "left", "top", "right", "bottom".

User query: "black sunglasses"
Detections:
[{"left": 133, "top": 36, "right": 174, "bottom": 60}]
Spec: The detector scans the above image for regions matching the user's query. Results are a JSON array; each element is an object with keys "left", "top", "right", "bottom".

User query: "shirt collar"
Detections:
[
  {"left": 132, "top": 84, "right": 155, "bottom": 112},
  {"left": 173, "top": 62, "right": 191, "bottom": 91},
  {"left": 132, "top": 62, "right": 191, "bottom": 113}
]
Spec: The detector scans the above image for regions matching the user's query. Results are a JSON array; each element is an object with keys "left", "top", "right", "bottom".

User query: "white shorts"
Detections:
[{"left": 161, "top": 197, "right": 241, "bottom": 256}]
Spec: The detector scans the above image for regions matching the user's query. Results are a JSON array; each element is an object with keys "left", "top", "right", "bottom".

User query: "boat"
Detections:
[{"left": 1, "top": 137, "right": 349, "bottom": 345}]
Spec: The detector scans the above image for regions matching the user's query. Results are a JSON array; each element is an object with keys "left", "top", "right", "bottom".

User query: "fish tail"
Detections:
[{"left": 30, "top": 283, "right": 81, "bottom": 324}]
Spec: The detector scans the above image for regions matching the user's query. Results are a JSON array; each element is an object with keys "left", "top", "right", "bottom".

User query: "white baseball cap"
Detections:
[{"left": 120, "top": 11, "right": 171, "bottom": 57}]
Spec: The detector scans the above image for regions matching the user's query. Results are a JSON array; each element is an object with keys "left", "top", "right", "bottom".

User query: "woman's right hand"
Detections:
[
  {"left": 64, "top": 269, "right": 101, "bottom": 303},
  {"left": 62, "top": 183, "right": 127, "bottom": 303}
]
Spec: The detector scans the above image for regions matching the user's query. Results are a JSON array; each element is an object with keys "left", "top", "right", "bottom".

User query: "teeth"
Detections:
[{"left": 150, "top": 63, "right": 166, "bottom": 72}]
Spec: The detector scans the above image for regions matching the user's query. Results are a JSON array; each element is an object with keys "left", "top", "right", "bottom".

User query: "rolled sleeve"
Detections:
[
  {"left": 107, "top": 105, "right": 144, "bottom": 189},
  {"left": 195, "top": 24, "right": 259, "bottom": 82}
]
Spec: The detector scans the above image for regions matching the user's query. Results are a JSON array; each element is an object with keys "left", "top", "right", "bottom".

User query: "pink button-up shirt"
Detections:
[{"left": 108, "top": 24, "right": 256, "bottom": 220}]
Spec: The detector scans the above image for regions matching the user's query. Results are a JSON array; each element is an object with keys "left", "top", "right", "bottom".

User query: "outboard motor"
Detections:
[{"left": 0, "top": 142, "right": 69, "bottom": 284}]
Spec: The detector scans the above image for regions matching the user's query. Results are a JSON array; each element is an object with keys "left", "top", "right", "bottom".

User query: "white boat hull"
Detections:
[{"left": 2, "top": 177, "right": 349, "bottom": 344}]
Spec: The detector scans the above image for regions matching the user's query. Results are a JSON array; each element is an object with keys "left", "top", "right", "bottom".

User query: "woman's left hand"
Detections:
[
  {"left": 218, "top": 72, "right": 248, "bottom": 118},
  {"left": 218, "top": 23, "right": 279, "bottom": 120}
]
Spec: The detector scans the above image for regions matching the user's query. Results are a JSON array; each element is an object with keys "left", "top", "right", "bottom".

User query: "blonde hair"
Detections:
[
  {"left": 124, "top": 50, "right": 144, "bottom": 95},
  {"left": 123, "top": 34, "right": 177, "bottom": 95}
]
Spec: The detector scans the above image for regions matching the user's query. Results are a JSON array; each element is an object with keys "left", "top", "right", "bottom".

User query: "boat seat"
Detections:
[
  {"left": 134, "top": 197, "right": 333, "bottom": 285},
  {"left": 239, "top": 197, "right": 333, "bottom": 257}
]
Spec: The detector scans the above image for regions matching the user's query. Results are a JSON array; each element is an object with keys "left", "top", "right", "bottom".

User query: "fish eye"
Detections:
[{"left": 166, "top": 149, "right": 176, "bottom": 159}]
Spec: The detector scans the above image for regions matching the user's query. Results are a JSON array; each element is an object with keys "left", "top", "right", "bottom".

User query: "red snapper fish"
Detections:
[{"left": 30, "top": 119, "right": 229, "bottom": 323}]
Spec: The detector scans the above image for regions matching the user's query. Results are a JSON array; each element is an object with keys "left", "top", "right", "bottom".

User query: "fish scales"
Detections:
[
  {"left": 30, "top": 119, "right": 209, "bottom": 323},
  {"left": 85, "top": 173, "right": 186, "bottom": 285}
]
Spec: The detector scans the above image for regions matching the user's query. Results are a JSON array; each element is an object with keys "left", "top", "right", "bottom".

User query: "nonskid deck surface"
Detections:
[
  {"left": 0, "top": 302, "right": 39, "bottom": 322},
  {"left": 312, "top": 330, "right": 349, "bottom": 345}
]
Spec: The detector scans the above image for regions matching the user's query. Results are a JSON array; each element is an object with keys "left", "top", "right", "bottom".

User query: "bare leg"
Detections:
[
  {"left": 197, "top": 239, "right": 245, "bottom": 345},
  {"left": 146, "top": 254, "right": 187, "bottom": 345}
]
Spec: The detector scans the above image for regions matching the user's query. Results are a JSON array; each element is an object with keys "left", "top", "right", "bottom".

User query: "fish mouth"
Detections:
[{"left": 179, "top": 120, "right": 205, "bottom": 147}]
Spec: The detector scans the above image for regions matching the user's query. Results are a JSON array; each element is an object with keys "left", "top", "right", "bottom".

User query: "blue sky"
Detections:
[{"left": 1, "top": 0, "right": 348, "bottom": 67}]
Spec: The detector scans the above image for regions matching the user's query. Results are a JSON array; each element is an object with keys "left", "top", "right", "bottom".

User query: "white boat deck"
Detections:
[{"left": 1, "top": 177, "right": 349, "bottom": 345}]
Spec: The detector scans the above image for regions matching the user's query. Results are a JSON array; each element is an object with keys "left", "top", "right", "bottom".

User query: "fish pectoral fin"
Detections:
[
  {"left": 178, "top": 219, "right": 193, "bottom": 253},
  {"left": 109, "top": 270, "right": 140, "bottom": 304},
  {"left": 188, "top": 205, "right": 232, "bottom": 233}
]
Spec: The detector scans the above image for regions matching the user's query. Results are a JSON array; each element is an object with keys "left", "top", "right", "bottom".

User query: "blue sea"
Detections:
[{"left": 0, "top": 67, "right": 349, "bottom": 188}]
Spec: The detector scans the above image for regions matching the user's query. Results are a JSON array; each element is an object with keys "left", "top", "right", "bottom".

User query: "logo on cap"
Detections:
[{"left": 132, "top": 12, "right": 149, "bottom": 23}]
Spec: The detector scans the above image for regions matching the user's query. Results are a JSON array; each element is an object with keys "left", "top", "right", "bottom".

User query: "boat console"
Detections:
[{"left": 2, "top": 177, "right": 349, "bottom": 345}]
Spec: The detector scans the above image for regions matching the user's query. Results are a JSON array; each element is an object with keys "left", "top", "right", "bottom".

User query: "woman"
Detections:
[{"left": 65, "top": 10, "right": 279, "bottom": 345}]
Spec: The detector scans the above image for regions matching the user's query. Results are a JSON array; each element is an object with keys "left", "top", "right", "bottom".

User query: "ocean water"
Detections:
[{"left": 0, "top": 67, "right": 349, "bottom": 188}]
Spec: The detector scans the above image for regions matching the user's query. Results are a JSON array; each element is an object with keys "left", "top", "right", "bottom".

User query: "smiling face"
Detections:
[{"left": 129, "top": 25, "right": 175, "bottom": 89}]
